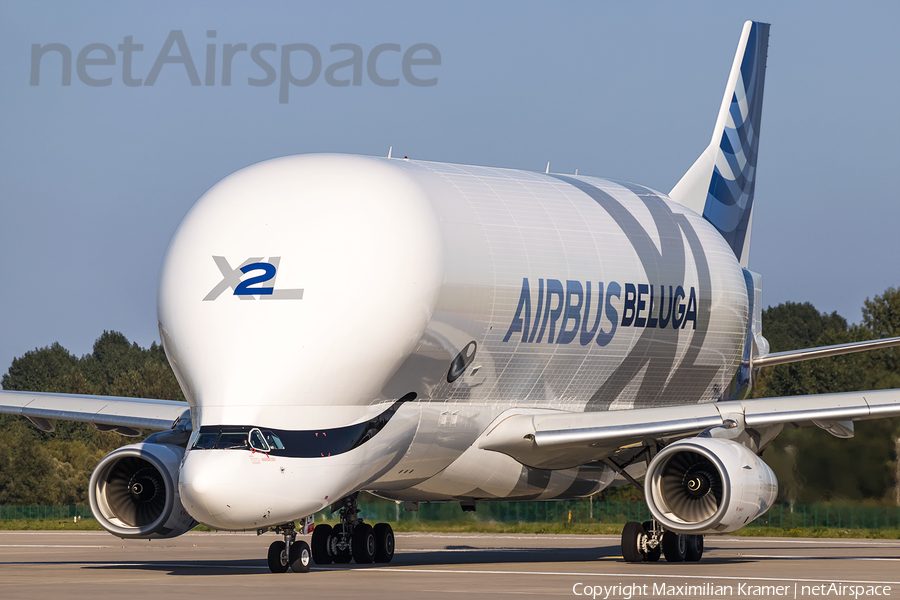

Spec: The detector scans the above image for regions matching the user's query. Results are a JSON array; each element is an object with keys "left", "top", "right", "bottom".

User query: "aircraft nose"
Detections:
[
  {"left": 179, "top": 451, "right": 240, "bottom": 527},
  {"left": 178, "top": 449, "right": 346, "bottom": 530}
]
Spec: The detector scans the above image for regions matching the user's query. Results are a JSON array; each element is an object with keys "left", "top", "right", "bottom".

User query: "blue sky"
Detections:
[{"left": 1, "top": 0, "right": 898, "bottom": 375}]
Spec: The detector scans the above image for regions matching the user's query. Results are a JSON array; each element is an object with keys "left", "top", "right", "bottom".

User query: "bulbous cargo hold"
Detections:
[
  {"left": 157, "top": 153, "right": 749, "bottom": 435},
  {"left": 644, "top": 437, "right": 778, "bottom": 534},
  {"left": 89, "top": 442, "right": 197, "bottom": 539},
  {"left": 157, "top": 154, "right": 445, "bottom": 431}
]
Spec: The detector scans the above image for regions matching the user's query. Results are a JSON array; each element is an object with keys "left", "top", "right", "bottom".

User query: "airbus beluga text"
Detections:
[{"left": 3, "top": 21, "right": 900, "bottom": 572}]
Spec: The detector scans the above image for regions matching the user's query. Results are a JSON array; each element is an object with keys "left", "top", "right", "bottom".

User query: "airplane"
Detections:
[{"left": 2, "top": 20, "right": 900, "bottom": 573}]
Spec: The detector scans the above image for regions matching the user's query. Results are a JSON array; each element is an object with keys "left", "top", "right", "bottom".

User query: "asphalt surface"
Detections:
[{"left": 1, "top": 530, "right": 899, "bottom": 599}]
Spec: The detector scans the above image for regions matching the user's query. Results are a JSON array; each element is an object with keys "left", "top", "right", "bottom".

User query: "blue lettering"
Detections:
[
  {"left": 621, "top": 283, "right": 637, "bottom": 327},
  {"left": 505, "top": 278, "right": 698, "bottom": 343},
  {"left": 545, "top": 279, "right": 565, "bottom": 343},
  {"left": 646, "top": 285, "right": 658, "bottom": 328},
  {"left": 672, "top": 285, "right": 686, "bottom": 329},
  {"left": 658, "top": 285, "right": 673, "bottom": 328},
  {"left": 682, "top": 287, "right": 697, "bottom": 329},
  {"left": 597, "top": 281, "right": 620, "bottom": 346},
  {"left": 527, "top": 279, "right": 545, "bottom": 343},
  {"left": 557, "top": 280, "right": 583, "bottom": 344},
  {"left": 635, "top": 283, "right": 648, "bottom": 328},
  {"left": 580, "top": 282, "right": 603, "bottom": 345},
  {"left": 233, "top": 262, "right": 276, "bottom": 295},
  {"left": 503, "top": 278, "right": 531, "bottom": 342}
]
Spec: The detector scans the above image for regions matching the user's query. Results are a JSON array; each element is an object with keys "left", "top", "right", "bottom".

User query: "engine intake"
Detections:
[
  {"left": 89, "top": 442, "right": 197, "bottom": 539},
  {"left": 645, "top": 437, "right": 777, "bottom": 534}
]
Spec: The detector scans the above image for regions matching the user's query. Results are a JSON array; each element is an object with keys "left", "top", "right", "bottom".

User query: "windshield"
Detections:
[
  {"left": 191, "top": 427, "right": 284, "bottom": 451},
  {"left": 188, "top": 397, "right": 407, "bottom": 457}
]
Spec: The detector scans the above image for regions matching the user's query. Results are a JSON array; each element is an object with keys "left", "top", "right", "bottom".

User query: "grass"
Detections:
[
  {"left": 5, "top": 518, "right": 896, "bottom": 539},
  {"left": 0, "top": 518, "right": 106, "bottom": 531},
  {"left": 732, "top": 526, "right": 900, "bottom": 539}
]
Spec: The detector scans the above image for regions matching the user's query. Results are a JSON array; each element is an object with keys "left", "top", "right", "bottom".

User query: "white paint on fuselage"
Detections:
[{"left": 160, "top": 154, "right": 749, "bottom": 529}]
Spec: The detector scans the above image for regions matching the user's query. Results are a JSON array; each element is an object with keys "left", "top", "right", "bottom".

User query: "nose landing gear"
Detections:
[{"left": 264, "top": 521, "right": 311, "bottom": 573}]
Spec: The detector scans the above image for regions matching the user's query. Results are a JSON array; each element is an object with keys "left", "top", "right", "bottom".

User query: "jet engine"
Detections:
[
  {"left": 645, "top": 437, "right": 777, "bottom": 534},
  {"left": 89, "top": 442, "right": 197, "bottom": 539}
]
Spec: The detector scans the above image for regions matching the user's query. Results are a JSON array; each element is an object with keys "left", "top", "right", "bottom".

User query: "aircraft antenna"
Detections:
[
  {"left": 387, "top": 146, "right": 392, "bottom": 158},
  {"left": 545, "top": 162, "right": 550, "bottom": 174}
]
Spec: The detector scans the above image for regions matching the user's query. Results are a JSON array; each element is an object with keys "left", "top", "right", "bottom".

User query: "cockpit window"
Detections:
[
  {"left": 217, "top": 431, "right": 250, "bottom": 449},
  {"left": 264, "top": 431, "right": 285, "bottom": 450},
  {"left": 189, "top": 397, "right": 410, "bottom": 458},
  {"left": 248, "top": 428, "right": 270, "bottom": 451},
  {"left": 191, "top": 428, "right": 255, "bottom": 451},
  {"left": 193, "top": 432, "right": 218, "bottom": 449}
]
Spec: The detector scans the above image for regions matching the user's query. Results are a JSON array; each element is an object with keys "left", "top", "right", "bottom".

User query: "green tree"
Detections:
[
  {"left": 0, "top": 331, "right": 185, "bottom": 505},
  {"left": 756, "top": 290, "right": 900, "bottom": 504},
  {"left": 862, "top": 287, "right": 900, "bottom": 390}
]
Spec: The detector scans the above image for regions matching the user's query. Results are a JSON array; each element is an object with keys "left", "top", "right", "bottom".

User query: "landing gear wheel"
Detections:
[
  {"left": 267, "top": 540, "right": 289, "bottom": 573},
  {"left": 333, "top": 550, "right": 353, "bottom": 563},
  {"left": 662, "top": 531, "right": 687, "bottom": 563},
  {"left": 311, "top": 524, "right": 333, "bottom": 565},
  {"left": 352, "top": 523, "right": 376, "bottom": 564},
  {"left": 332, "top": 524, "right": 353, "bottom": 564},
  {"left": 685, "top": 534, "right": 704, "bottom": 562},
  {"left": 373, "top": 523, "right": 395, "bottom": 563},
  {"left": 621, "top": 521, "right": 644, "bottom": 563},
  {"left": 289, "top": 540, "right": 311, "bottom": 573},
  {"left": 641, "top": 521, "right": 661, "bottom": 562}
]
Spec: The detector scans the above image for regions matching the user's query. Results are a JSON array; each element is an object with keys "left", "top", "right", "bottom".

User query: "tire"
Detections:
[
  {"left": 267, "top": 540, "right": 289, "bottom": 573},
  {"left": 331, "top": 524, "right": 353, "bottom": 564},
  {"left": 685, "top": 535, "right": 704, "bottom": 562},
  {"left": 352, "top": 523, "right": 376, "bottom": 564},
  {"left": 621, "top": 521, "right": 644, "bottom": 563},
  {"left": 662, "top": 531, "right": 687, "bottom": 563},
  {"left": 641, "top": 522, "right": 661, "bottom": 562},
  {"left": 311, "top": 524, "right": 333, "bottom": 565},
  {"left": 373, "top": 522, "right": 395, "bottom": 563},
  {"left": 289, "top": 540, "right": 311, "bottom": 573}
]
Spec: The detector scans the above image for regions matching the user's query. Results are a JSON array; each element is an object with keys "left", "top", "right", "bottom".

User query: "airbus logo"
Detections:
[
  {"left": 502, "top": 277, "right": 698, "bottom": 346},
  {"left": 203, "top": 256, "right": 304, "bottom": 301}
]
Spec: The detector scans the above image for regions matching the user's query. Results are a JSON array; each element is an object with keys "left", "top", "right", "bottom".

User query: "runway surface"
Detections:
[{"left": 1, "top": 530, "right": 899, "bottom": 599}]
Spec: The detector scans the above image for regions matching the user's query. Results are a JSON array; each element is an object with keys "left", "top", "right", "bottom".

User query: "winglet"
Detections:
[{"left": 669, "top": 21, "right": 770, "bottom": 268}]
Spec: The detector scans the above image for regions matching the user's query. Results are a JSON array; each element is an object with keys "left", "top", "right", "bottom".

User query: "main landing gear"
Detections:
[
  {"left": 261, "top": 495, "right": 395, "bottom": 573},
  {"left": 621, "top": 520, "right": 703, "bottom": 563},
  {"left": 311, "top": 493, "right": 395, "bottom": 566}
]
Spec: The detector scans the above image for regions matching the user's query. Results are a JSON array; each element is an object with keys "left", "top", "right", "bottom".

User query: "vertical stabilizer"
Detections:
[{"left": 669, "top": 21, "right": 769, "bottom": 268}]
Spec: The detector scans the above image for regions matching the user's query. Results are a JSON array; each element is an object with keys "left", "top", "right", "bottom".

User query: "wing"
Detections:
[
  {"left": 480, "top": 388, "right": 900, "bottom": 470},
  {"left": 0, "top": 390, "right": 190, "bottom": 437},
  {"left": 752, "top": 335, "right": 900, "bottom": 368}
]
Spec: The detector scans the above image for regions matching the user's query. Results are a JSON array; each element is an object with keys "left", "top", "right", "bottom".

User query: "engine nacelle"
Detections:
[
  {"left": 645, "top": 437, "right": 777, "bottom": 534},
  {"left": 89, "top": 442, "right": 197, "bottom": 539}
]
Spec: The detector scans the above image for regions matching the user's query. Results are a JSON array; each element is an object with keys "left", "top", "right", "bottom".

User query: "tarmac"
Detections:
[{"left": 1, "top": 530, "right": 899, "bottom": 600}]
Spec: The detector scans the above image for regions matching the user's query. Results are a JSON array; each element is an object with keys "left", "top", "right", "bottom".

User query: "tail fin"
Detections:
[{"left": 669, "top": 21, "right": 770, "bottom": 268}]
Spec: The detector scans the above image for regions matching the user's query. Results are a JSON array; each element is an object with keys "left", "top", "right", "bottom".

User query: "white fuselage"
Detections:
[{"left": 160, "top": 154, "right": 749, "bottom": 530}]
